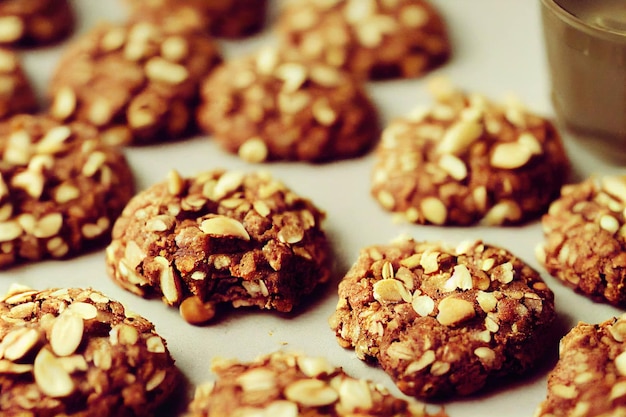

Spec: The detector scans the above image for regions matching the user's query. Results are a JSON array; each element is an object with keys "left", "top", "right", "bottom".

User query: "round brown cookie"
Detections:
[
  {"left": 535, "top": 314, "right": 626, "bottom": 417},
  {"left": 0, "top": 284, "right": 178, "bottom": 416},
  {"left": 275, "top": 0, "right": 450, "bottom": 81},
  {"left": 0, "top": 48, "right": 38, "bottom": 119},
  {"left": 124, "top": 0, "right": 269, "bottom": 38},
  {"left": 537, "top": 175, "right": 626, "bottom": 307},
  {"left": 0, "top": 0, "right": 74, "bottom": 46},
  {"left": 371, "top": 79, "right": 570, "bottom": 226},
  {"left": 329, "top": 236, "right": 556, "bottom": 399},
  {"left": 0, "top": 114, "right": 134, "bottom": 268},
  {"left": 123, "top": 1, "right": 211, "bottom": 36},
  {"left": 105, "top": 169, "right": 332, "bottom": 325},
  {"left": 185, "top": 350, "right": 448, "bottom": 417},
  {"left": 196, "top": 47, "right": 379, "bottom": 163},
  {"left": 47, "top": 21, "right": 222, "bottom": 146}
]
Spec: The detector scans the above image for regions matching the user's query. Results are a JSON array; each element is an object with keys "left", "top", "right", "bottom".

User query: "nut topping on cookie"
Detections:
[
  {"left": 331, "top": 236, "right": 555, "bottom": 398},
  {"left": 106, "top": 169, "right": 332, "bottom": 324},
  {"left": 185, "top": 351, "right": 448, "bottom": 417},
  {"left": 372, "top": 79, "right": 570, "bottom": 226},
  {"left": 538, "top": 174, "right": 626, "bottom": 306},
  {"left": 276, "top": 0, "right": 450, "bottom": 80},
  {"left": 197, "top": 47, "right": 379, "bottom": 163},
  {"left": 48, "top": 21, "right": 221, "bottom": 145},
  {"left": 0, "top": 115, "right": 134, "bottom": 268},
  {"left": 535, "top": 314, "right": 626, "bottom": 417},
  {"left": 0, "top": 285, "right": 178, "bottom": 415}
]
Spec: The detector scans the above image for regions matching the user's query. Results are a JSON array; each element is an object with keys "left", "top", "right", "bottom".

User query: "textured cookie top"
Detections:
[
  {"left": 535, "top": 314, "right": 626, "bottom": 417},
  {"left": 0, "top": 0, "right": 74, "bottom": 46},
  {"left": 537, "top": 175, "right": 626, "bottom": 306},
  {"left": 371, "top": 79, "right": 570, "bottom": 226},
  {"left": 330, "top": 237, "right": 555, "bottom": 398},
  {"left": 0, "top": 285, "right": 178, "bottom": 416},
  {"left": 0, "top": 48, "right": 38, "bottom": 119},
  {"left": 124, "top": 0, "right": 268, "bottom": 38},
  {"left": 48, "top": 20, "right": 222, "bottom": 145},
  {"left": 106, "top": 169, "right": 332, "bottom": 324},
  {"left": 0, "top": 114, "right": 134, "bottom": 268},
  {"left": 276, "top": 0, "right": 450, "bottom": 80},
  {"left": 197, "top": 46, "right": 379, "bottom": 162},
  {"left": 186, "top": 350, "right": 447, "bottom": 417}
]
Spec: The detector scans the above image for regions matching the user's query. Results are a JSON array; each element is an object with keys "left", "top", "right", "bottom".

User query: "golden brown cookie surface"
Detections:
[
  {"left": 197, "top": 47, "right": 379, "bottom": 163},
  {"left": 276, "top": 0, "right": 450, "bottom": 80},
  {"left": 0, "top": 114, "right": 134, "bottom": 268},
  {"left": 124, "top": 0, "right": 268, "bottom": 38},
  {"left": 537, "top": 175, "right": 626, "bottom": 307},
  {"left": 0, "top": 48, "right": 37, "bottom": 119},
  {"left": 0, "top": 285, "right": 178, "bottom": 416},
  {"left": 48, "top": 21, "right": 222, "bottom": 145},
  {"left": 106, "top": 169, "right": 332, "bottom": 325},
  {"left": 186, "top": 350, "right": 448, "bottom": 417},
  {"left": 0, "top": 0, "right": 74, "bottom": 46},
  {"left": 535, "top": 314, "right": 626, "bottom": 417},
  {"left": 330, "top": 237, "right": 556, "bottom": 399},
  {"left": 371, "top": 79, "right": 570, "bottom": 226}
]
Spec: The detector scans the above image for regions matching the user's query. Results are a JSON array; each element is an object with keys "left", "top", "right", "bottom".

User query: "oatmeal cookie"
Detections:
[
  {"left": 0, "top": 114, "right": 134, "bottom": 268},
  {"left": 0, "top": 48, "right": 37, "bottom": 119},
  {"left": 196, "top": 47, "right": 379, "bottom": 163},
  {"left": 537, "top": 175, "right": 626, "bottom": 307},
  {"left": 275, "top": 0, "right": 450, "bottom": 80},
  {"left": 535, "top": 314, "right": 626, "bottom": 417},
  {"left": 329, "top": 236, "right": 556, "bottom": 399},
  {"left": 185, "top": 350, "right": 448, "bottom": 417},
  {"left": 47, "top": 21, "right": 222, "bottom": 145},
  {"left": 0, "top": 284, "right": 178, "bottom": 416},
  {"left": 0, "top": 0, "right": 74, "bottom": 46},
  {"left": 105, "top": 169, "right": 332, "bottom": 325},
  {"left": 371, "top": 79, "right": 570, "bottom": 226},
  {"left": 124, "top": 0, "right": 268, "bottom": 38}
]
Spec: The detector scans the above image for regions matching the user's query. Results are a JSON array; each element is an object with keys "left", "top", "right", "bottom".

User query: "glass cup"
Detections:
[{"left": 540, "top": 0, "right": 626, "bottom": 148}]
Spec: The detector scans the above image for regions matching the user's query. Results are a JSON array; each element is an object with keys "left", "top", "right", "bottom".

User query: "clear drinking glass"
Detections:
[{"left": 540, "top": 0, "right": 626, "bottom": 145}]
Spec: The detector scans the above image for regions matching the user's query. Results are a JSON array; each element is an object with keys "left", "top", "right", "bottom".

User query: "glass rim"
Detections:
[{"left": 541, "top": 0, "right": 626, "bottom": 43}]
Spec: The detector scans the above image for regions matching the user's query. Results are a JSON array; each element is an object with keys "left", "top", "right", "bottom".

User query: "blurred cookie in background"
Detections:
[
  {"left": 47, "top": 21, "right": 222, "bottom": 145},
  {"left": 276, "top": 0, "right": 450, "bottom": 80},
  {"left": 197, "top": 47, "right": 380, "bottom": 163},
  {"left": 0, "top": 0, "right": 74, "bottom": 47},
  {"left": 0, "top": 48, "right": 37, "bottom": 118},
  {"left": 124, "top": 0, "right": 269, "bottom": 38}
]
